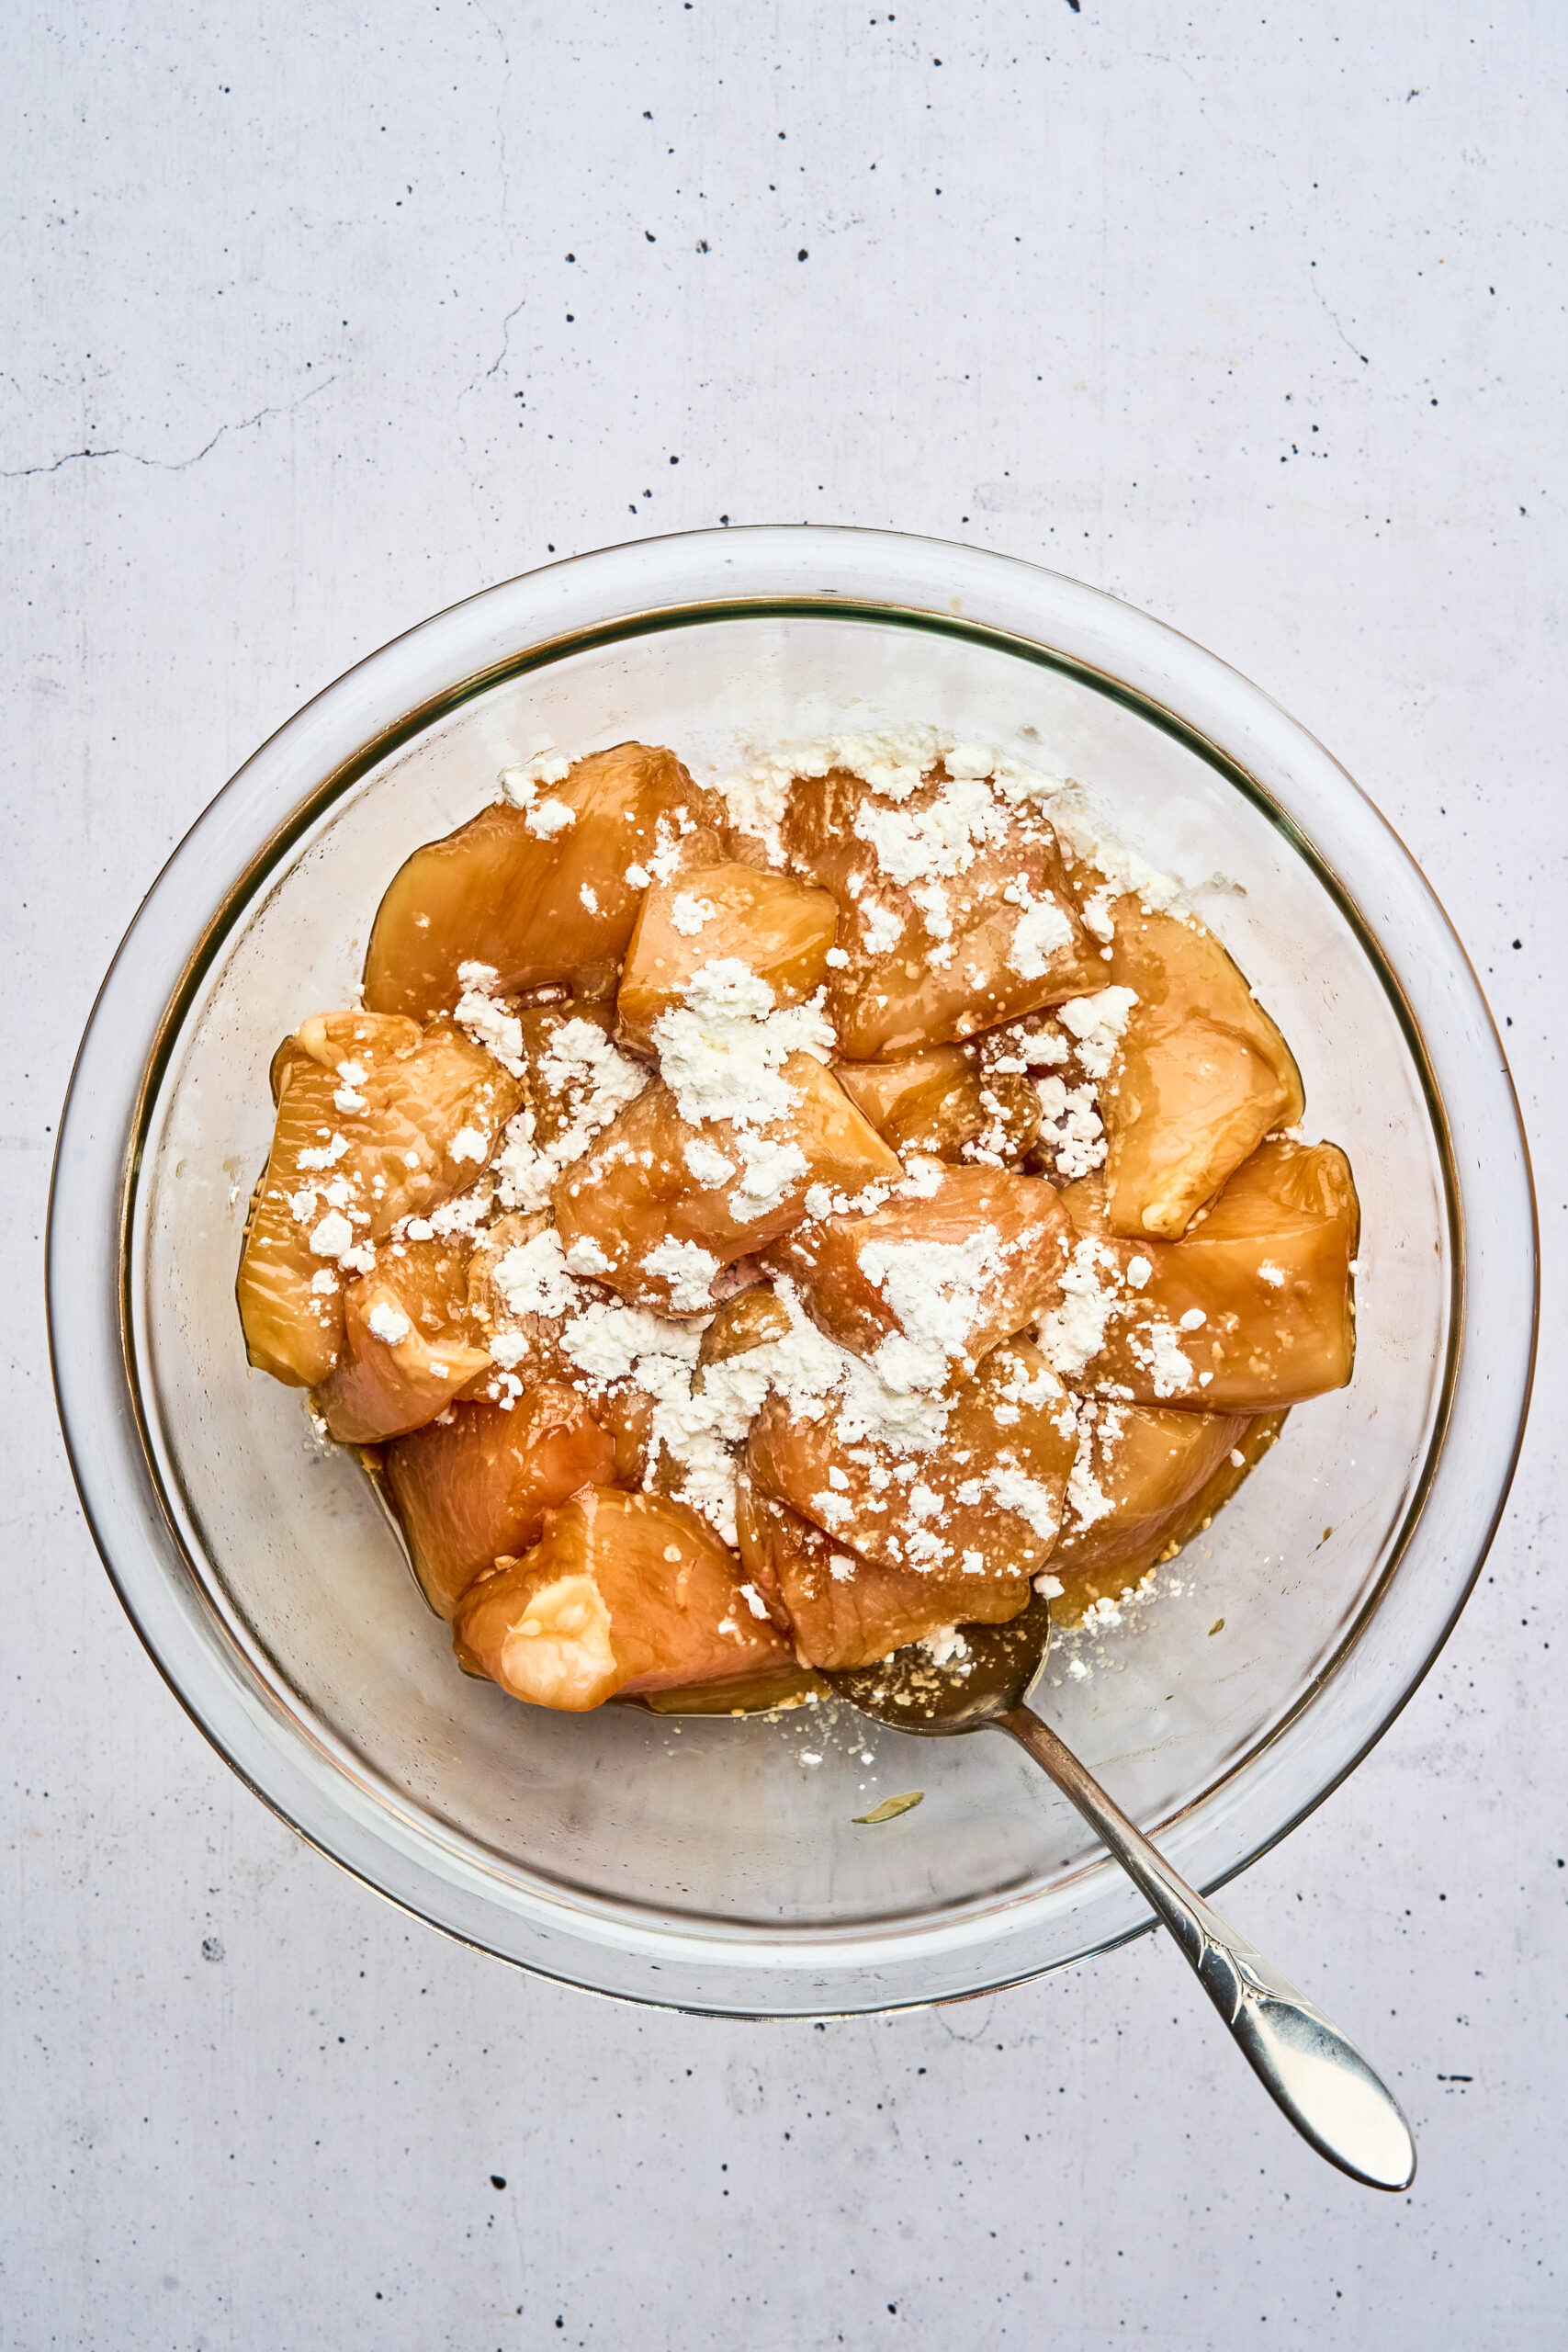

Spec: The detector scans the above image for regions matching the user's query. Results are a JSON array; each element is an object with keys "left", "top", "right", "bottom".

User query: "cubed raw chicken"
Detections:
[
  {"left": 363, "top": 742, "right": 726, "bottom": 1020},
  {"left": 453, "top": 1489, "right": 793, "bottom": 1711},
  {"left": 736, "top": 1478, "right": 1026, "bottom": 1670},
  {"left": 747, "top": 1335, "right": 1078, "bottom": 1585},
  {"left": 1102, "top": 900, "right": 1304, "bottom": 1239},
  {"left": 551, "top": 1056, "right": 901, "bottom": 1312},
  {"left": 236, "top": 1013, "right": 522, "bottom": 1386},
  {"left": 1062, "top": 1139, "right": 1359, "bottom": 1409},
  {"left": 314, "top": 1236, "right": 491, "bottom": 1442},
  {"left": 781, "top": 764, "right": 1103, "bottom": 1059},
  {"left": 383, "top": 1387, "right": 616, "bottom": 1617},
  {"left": 765, "top": 1165, "right": 1069, "bottom": 1384},
  {"left": 461, "top": 1213, "right": 610, "bottom": 1399},
  {"left": 832, "top": 1046, "right": 986, "bottom": 1159},
  {"left": 617, "top": 863, "right": 839, "bottom": 1047},
  {"left": 1049, "top": 1399, "right": 1251, "bottom": 1622}
]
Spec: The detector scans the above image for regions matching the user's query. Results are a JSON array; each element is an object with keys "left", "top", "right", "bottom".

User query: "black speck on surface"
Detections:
[
  {"left": 798, "top": 247, "right": 809, "bottom": 260},
  {"left": 490, "top": 2175, "right": 506, "bottom": 2190},
  {"left": 201, "top": 1935, "right": 224, "bottom": 1962}
]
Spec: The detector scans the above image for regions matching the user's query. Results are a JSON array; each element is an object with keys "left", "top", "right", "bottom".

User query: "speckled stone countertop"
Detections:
[{"left": 5, "top": 6, "right": 1563, "bottom": 2345}]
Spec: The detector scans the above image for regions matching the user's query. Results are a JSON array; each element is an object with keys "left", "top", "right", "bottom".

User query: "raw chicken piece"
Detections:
[
  {"left": 383, "top": 1387, "right": 616, "bottom": 1617},
  {"left": 1061, "top": 1139, "right": 1359, "bottom": 1409},
  {"left": 236, "top": 1014, "right": 521, "bottom": 1386},
  {"left": 832, "top": 1046, "right": 986, "bottom": 1159},
  {"left": 782, "top": 764, "right": 1103, "bottom": 1059},
  {"left": 747, "top": 1335, "right": 1078, "bottom": 1584},
  {"left": 1049, "top": 1399, "right": 1251, "bottom": 1612},
  {"left": 461, "top": 1213, "right": 610, "bottom": 1400},
  {"left": 1054, "top": 1408, "right": 1285, "bottom": 1626},
  {"left": 765, "top": 1165, "right": 1070, "bottom": 1385},
  {"left": 315, "top": 1236, "right": 491, "bottom": 1442},
  {"left": 1102, "top": 900, "right": 1304, "bottom": 1239},
  {"left": 363, "top": 742, "right": 726, "bottom": 1020},
  {"left": 551, "top": 1057, "right": 901, "bottom": 1312},
  {"left": 617, "top": 863, "right": 839, "bottom": 1047},
  {"left": 736, "top": 1479, "right": 1026, "bottom": 1670},
  {"left": 453, "top": 1489, "right": 793, "bottom": 1711}
]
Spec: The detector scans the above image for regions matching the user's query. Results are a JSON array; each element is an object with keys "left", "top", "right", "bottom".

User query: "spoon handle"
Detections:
[{"left": 997, "top": 1705, "right": 1416, "bottom": 2190}]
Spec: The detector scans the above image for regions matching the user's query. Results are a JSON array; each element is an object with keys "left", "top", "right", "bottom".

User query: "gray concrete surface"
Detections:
[{"left": 4, "top": 4, "right": 1563, "bottom": 2345}]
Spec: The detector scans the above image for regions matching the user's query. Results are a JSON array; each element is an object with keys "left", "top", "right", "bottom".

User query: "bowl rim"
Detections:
[{"left": 49, "top": 524, "right": 1539, "bottom": 2014}]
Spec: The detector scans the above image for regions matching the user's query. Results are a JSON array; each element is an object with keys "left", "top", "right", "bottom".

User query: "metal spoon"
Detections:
[{"left": 824, "top": 1585, "right": 1416, "bottom": 2191}]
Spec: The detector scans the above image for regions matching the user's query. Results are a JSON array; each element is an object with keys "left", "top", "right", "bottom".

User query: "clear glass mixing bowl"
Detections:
[{"left": 48, "top": 526, "right": 1536, "bottom": 2014}]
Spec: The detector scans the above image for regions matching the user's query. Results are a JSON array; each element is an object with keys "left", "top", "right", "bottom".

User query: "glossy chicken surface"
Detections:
[
  {"left": 315, "top": 1236, "right": 491, "bottom": 1443},
  {"left": 781, "top": 766, "right": 1104, "bottom": 1058},
  {"left": 237, "top": 729, "right": 1358, "bottom": 1714},
  {"left": 383, "top": 1387, "right": 616, "bottom": 1617},
  {"left": 747, "top": 1335, "right": 1077, "bottom": 1584},
  {"left": 737, "top": 1480, "right": 1029, "bottom": 1671},
  {"left": 454, "top": 1489, "right": 791, "bottom": 1710},
  {"left": 832, "top": 1046, "right": 987, "bottom": 1159},
  {"left": 1102, "top": 901, "right": 1304, "bottom": 1240}
]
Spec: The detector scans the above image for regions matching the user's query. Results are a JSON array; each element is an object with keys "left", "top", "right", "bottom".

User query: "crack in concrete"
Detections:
[{"left": 1, "top": 373, "right": 337, "bottom": 481}]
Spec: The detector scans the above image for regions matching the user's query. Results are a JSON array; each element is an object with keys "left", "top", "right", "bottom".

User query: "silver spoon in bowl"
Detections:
[{"left": 823, "top": 1583, "right": 1416, "bottom": 2191}]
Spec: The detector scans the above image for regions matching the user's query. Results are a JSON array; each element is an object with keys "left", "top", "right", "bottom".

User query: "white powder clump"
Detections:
[
  {"left": 651, "top": 961, "right": 834, "bottom": 1129},
  {"left": 1126, "top": 1254, "right": 1152, "bottom": 1290},
  {"left": 987, "top": 1466, "right": 1062, "bottom": 1543},
  {"left": 1056, "top": 987, "right": 1138, "bottom": 1080},
  {"left": 860, "top": 899, "right": 904, "bottom": 958},
  {"left": 1179, "top": 1306, "right": 1207, "bottom": 1331},
  {"left": 682, "top": 1137, "right": 735, "bottom": 1189},
  {"left": 367, "top": 1302, "right": 412, "bottom": 1346},
  {"left": 499, "top": 745, "right": 570, "bottom": 803},
  {"left": 1035, "top": 1076, "right": 1106, "bottom": 1181},
  {"left": 853, "top": 774, "right": 1010, "bottom": 887},
  {"left": 670, "top": 893, "right": 715, "bottom": 937},
  {"left": 1258, "top": 1260, "right": 1286, "bottom": 1288},
  {"left": 728, "top": 1132, "right": 809, "bottom": 1224},
  {"left": 919, "top": 1625, "right": 968, "bottom": 1667},
  {"left": 492, "top": 1228, "right": 580, "bottom": 1322},
  {"left": 1130, "top": 1320, "right": 1194, "bottom": 1398},
  {"left": 454, "top": 962, "right": 525, "bottom": 1076},
  {"left": 1038, "top": 1238, "right": 1121, "bottom": 1381},
  {"left": 524, "top": 797, "right": 576, "bottom": 839},
  {"left": 564, "top": 1235, "right": 613, "bottom": 1277},
  {"left": 580, "top": 884, "right": 599, "bottom": 914},
  {"left": 492, "top": 1019, "right": 649, "bottom": 1211},
  {"left": 449, "top": 1125, "right": 488, "bottom": 1165},
  {"left": 1003, "top": 881, "right": 1075, "bottom": 980},
  {"left": 642, "top": 1237, "right": 723, "bottom": 1312},
  {"left": 309, "top": 1210, "right": 355, "bottom": 1259},
  {"left": 857, "top": 1227, "right": 1005, "bottom": 1391}
]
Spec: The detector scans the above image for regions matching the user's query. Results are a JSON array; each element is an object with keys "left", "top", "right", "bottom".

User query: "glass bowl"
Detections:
[{"left": 49, "top": 526, "right": 1536, "bottom": 2015}]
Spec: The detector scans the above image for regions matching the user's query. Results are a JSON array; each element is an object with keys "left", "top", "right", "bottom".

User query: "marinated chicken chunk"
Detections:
[
  {"left": 764, "top": 1164, "right": 1069, "bottom": 1384},
  {"left": 551, "top": 1055, "right": 900, "bottom": 1313},
  {"left": 1062, "top": 1139, "right": 1358, "bottom": 1409},
  {"left": 383, "top": 1387, "right": 616, "bottom": 1617},
  {"left": 780, "top": 763, "right": 1103, "bottom": 1059},
  {"left": 1101, "top": 900, "right": 1304, "bottom": 1240},
  {"left": 454, "top": 1489, "right": 792, "bottom": 1710},
  {"left": 237, "top": 1013, "right": 521, "bottom": 1386}
]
